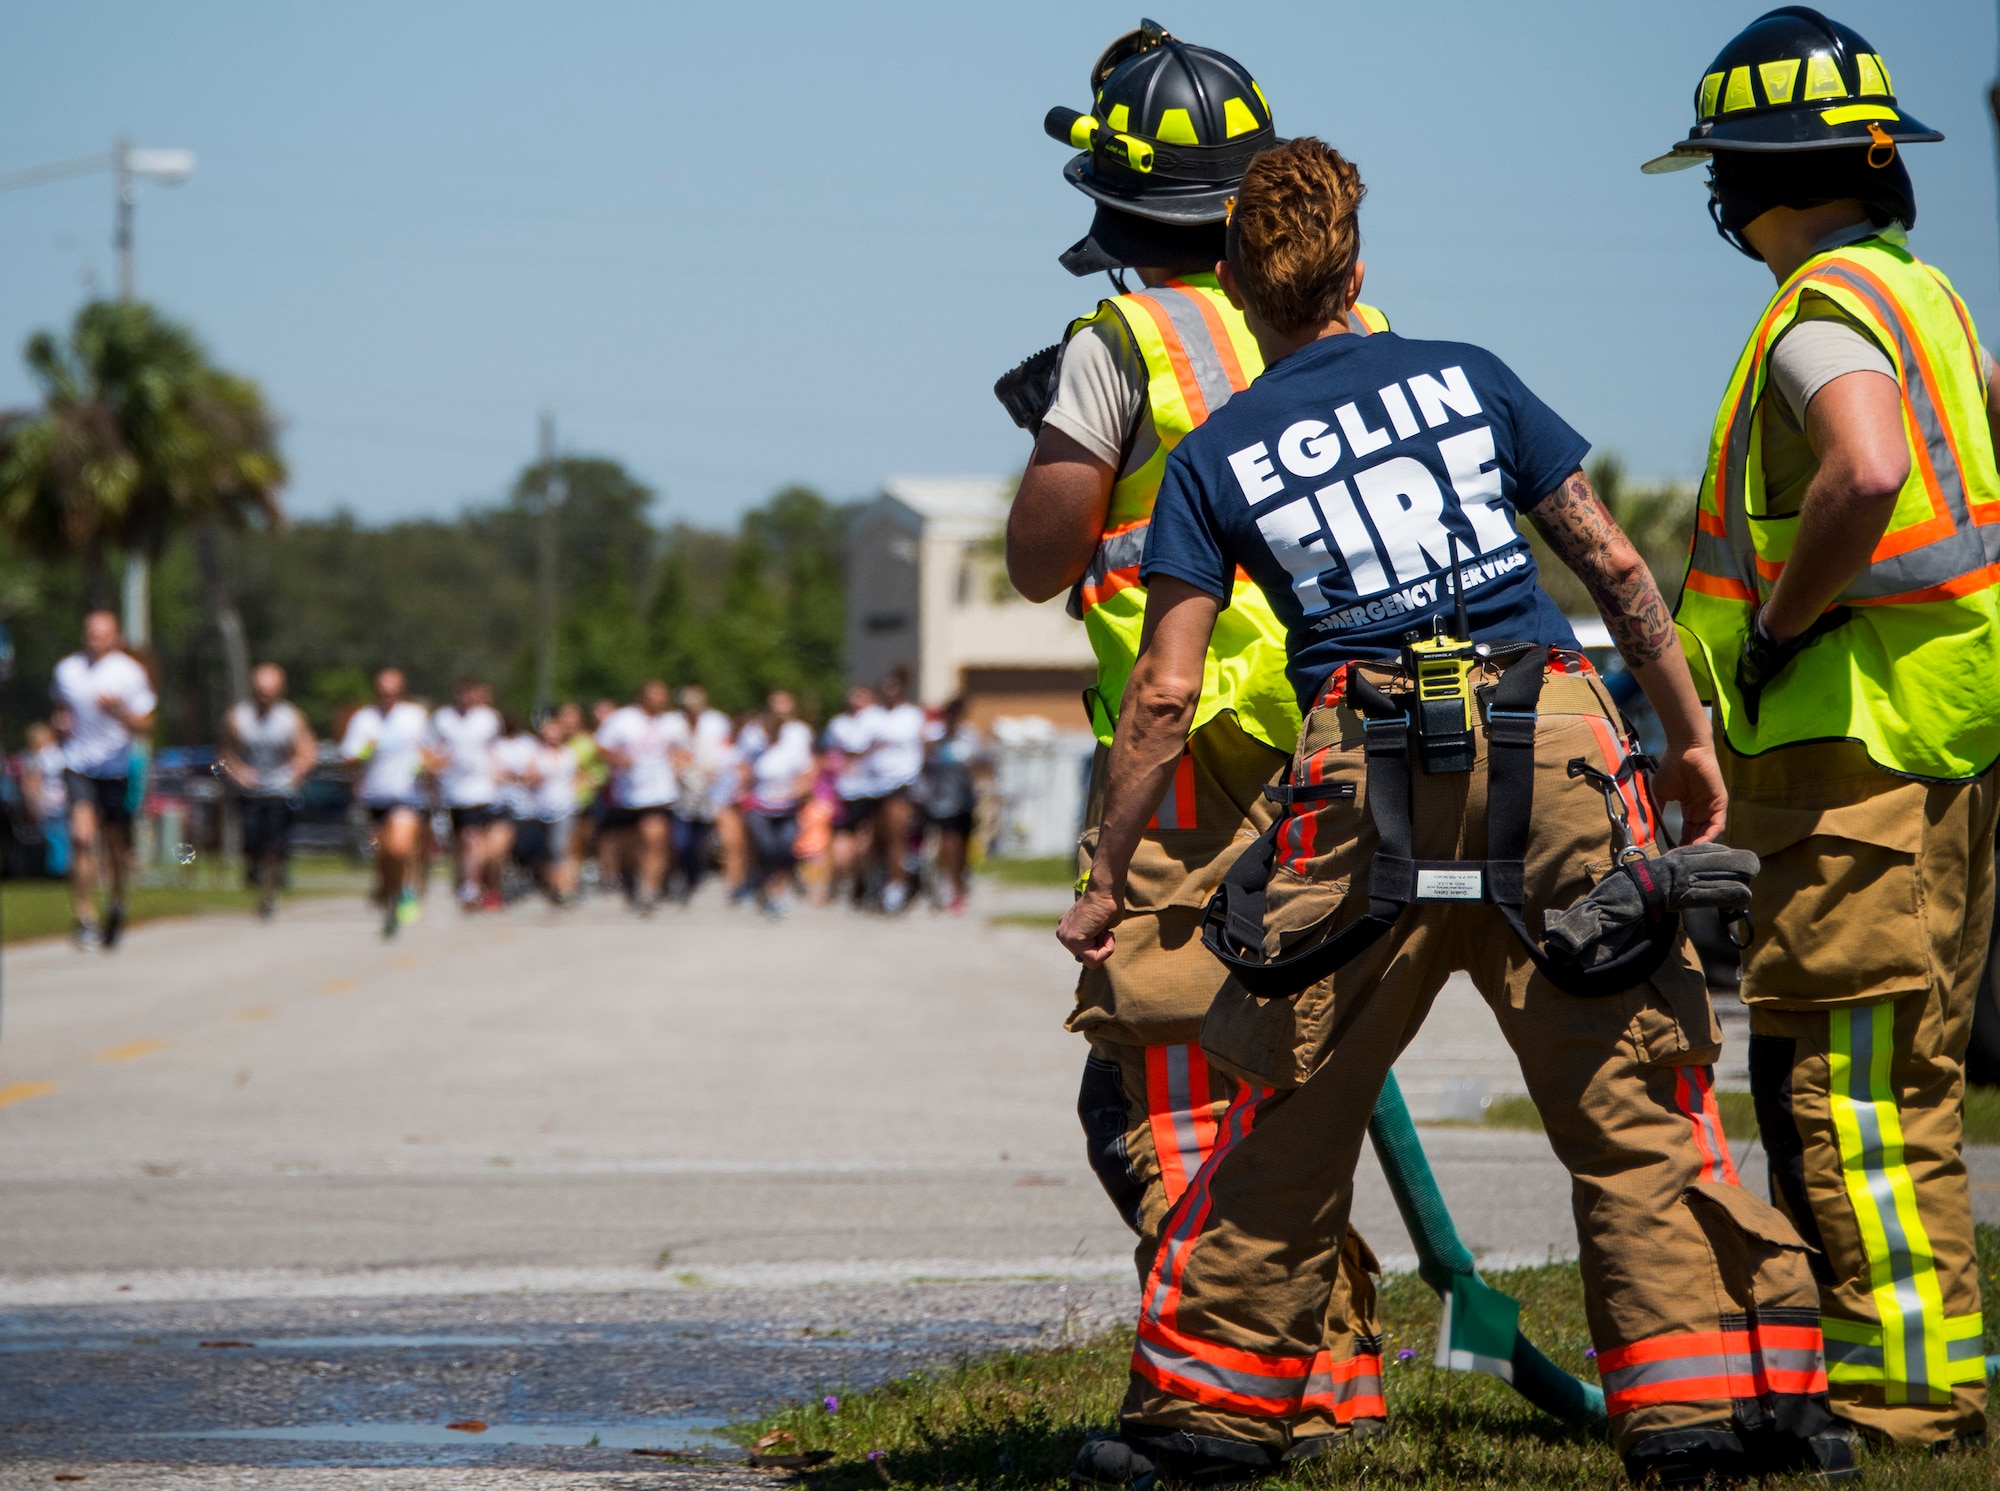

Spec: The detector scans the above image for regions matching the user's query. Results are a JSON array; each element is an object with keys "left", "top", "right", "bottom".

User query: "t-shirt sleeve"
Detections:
[
  {"left": 1139, "top": 450, "right": 1236, "bottom": 604},
  {"left": 340, "top": 713, "right": 372, "bottom": 759},
  {"left": 121, "top": 662, "right": 158, "bottom": 719},
  {"left": 1768, "top": 317, "right": 1898, "bottom": 424},
  {"left": 1042, "top": 319, "right": 1147, "bottom": 468},
  {"left": 1484, "top": 357, "right": 1591, "bottom": 511}
]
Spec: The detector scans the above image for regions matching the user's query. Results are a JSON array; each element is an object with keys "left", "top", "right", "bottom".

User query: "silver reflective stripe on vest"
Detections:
[
  {"left": 1131, "top": 286, "right": 1239, "bottom": 419},
  {"left": 1070, "top": 521, "right": 1152, "bottom": 620},
  {"left": 1801, "top": 262, "right": 1990, "bottom": 596}
]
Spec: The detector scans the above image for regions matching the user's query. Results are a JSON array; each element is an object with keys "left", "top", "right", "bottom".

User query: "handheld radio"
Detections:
[{"left": 1403, "top": 534, "right": 1478, "bottom": 774}]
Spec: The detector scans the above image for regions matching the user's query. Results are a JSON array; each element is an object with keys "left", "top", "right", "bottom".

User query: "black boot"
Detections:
[
  {"left": 1072, "top": 1428, "right": 1271, "bottom": 1488},
  {"left": 1622, "top": 1426, "right": 1753, "bottom": 1486}
]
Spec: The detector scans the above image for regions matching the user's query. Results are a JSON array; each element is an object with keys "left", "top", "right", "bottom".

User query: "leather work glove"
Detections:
[
  {"left": 994, "top": 344, "right": 1063, "bottom": 437},
  {"left": 1735, "top": 606, "right": 1852, "bottom": 725},
  {"left": 1544, "top": 843, "right": 1761, "bottom": 966}
]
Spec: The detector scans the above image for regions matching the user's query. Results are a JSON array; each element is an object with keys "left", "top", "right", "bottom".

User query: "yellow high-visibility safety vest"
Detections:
[
  {"left": 1675, "top": 234, "right": 2000, "bottom": 781},
  {"left": 1069, "top": 272, "right": 1391, "bottom": 750}
]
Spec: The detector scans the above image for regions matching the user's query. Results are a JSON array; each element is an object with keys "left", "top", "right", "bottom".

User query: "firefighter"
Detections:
[
  {"left": 1058, "top": 136, "right": 1846, "bottom": 1486},
  {"left": 1652, "top": 5, "right": 2000, "bottom": 1451},
  {"left": 997, "top": 19, "right": 1393, "bottom": 1464}
]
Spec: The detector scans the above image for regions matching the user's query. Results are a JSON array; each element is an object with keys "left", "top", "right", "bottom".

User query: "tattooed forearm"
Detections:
[{"left": 1527, "top": 469, "right": 1678, "bottom": 668}]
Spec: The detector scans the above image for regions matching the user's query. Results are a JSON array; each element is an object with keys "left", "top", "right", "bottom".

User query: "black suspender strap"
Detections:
[{"left": 1200, "top": 647, "right": 1685, "bottom": 1003}]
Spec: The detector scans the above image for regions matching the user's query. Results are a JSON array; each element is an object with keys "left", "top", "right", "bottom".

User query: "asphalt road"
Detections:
[{"left": 1, "top": 879, "right": 1993, "bottom": 1482}]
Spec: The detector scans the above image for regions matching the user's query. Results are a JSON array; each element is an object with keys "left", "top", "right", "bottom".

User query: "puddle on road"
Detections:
[
  {"left": 147, "top": 1417, "right": 726, "bottom": 1451},
  {"left": 0, "top": 1334, "right": 525, "bottom": 1353}
]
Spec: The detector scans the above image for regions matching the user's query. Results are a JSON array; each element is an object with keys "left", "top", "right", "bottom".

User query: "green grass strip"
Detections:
[{"left": 735, "top": 1236, "right": 2000, "bottom": 1488}]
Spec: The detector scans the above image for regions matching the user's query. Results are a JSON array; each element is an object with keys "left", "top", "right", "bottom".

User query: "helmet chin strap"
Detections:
[
  {"left": 1708, "top": 187, "right": 1766, "bottom": 261},
  {"left": 1109, "top": 268, "right": 1130, "bottom": 293}
]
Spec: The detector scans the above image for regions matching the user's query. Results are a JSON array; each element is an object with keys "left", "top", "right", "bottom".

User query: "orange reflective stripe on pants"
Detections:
[
  {"left": 1146, "top": 1043, "right": 1218, "bottom": 1205},
  {"left": 1598, "top": 1318, "right": 1828, "bottom": 1415}
]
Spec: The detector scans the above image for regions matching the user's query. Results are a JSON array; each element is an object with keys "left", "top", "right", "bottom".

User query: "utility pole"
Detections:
[
  {"left": 535, "top": 413, "right": 562, "bottom": 711},
  {"left": 115, "top": 138, "right": 136, "bottom": 301},
  {"left": 114, "top": 139, "right": 148, "bottom": 645}
]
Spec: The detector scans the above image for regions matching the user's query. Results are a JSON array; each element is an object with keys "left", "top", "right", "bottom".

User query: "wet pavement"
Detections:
[{"left": 0, "top": 1280, "right": 1129, "bottom": 1482}]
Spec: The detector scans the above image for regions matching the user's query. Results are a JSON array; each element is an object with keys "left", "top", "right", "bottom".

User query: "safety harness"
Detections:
[{"left": 1201, "top": 645, "right": 1684, "bottom": 1002}]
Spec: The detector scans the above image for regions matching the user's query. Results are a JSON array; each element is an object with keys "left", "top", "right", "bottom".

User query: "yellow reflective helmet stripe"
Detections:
[
  {"left": 1107, "top": 102, "right": 1130, "bottom": 133},
  {"left": 1154, "top": 107, "right": 1199, "bottom": 145},
  {"left": 1722, "top": 66, "right": 1756, "bottom": 113},
  {"left": 1873, "top": 53, "right": 1894, "bottom": 95},
  {"left": 1222, "top": 96, "right": 1260, "bottom": 138},
  {"left": 1674, "top": 236, "right": 2000, "bottom": 779},
  {"left": 1759, "top": 58, "right": 1801, "bottom": 106},
  {"left": 1856, "top": 52, "right": 1889, "bottom": 97},
  {"left": 1820, "top": 103, "right": 1899, "bottom": 126},
  {"left": 1699, "top": 71, "right": 1726, "bottom": 118},
  {"left": 1804, "top": 51, "right": 1847, "bottom": 100},
  {"left": 1827, "top": 1005, "right": 1955, "bottom": 1404}
]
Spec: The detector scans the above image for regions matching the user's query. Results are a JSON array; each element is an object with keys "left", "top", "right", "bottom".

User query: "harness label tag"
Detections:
[{"left": 1416, "top": 868, "right": 1484, "bottom": 902}]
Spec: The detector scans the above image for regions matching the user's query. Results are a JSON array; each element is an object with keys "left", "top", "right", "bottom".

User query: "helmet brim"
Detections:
[
  {"left": 1061, "top": 151, "right": 1272, "bottom": 226},
  {"left": 1642, "top": 106, "right": 1942, "bottom": 175}
]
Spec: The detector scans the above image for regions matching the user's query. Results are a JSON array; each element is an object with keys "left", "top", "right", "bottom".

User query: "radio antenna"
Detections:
[{"left": 1447, "top": 532, "right": 1469, "bottom": 640}]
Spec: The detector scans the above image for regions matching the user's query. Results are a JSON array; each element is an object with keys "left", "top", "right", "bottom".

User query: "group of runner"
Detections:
[
  {"left": 25, "top": 603, "right": 988, "bottom": 946},
  {"left": 332, "top": 664, "right": 983, "bottom": 936}
]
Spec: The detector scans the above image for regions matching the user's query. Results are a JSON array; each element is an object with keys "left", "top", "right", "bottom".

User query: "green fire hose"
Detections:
[{"left": 1367, "top": 1071, "right": 1606, "bottom": 1421}]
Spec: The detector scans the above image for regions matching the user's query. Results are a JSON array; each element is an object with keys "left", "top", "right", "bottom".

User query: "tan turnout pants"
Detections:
[
  {"left": 1072, "top": 714, "right": 1388, "bottom": 1442},
  {"left": 1724, "top": 736, "right": 1995, "bottom": 1446},
  {"left": 1124, "top": 660, "right": 1834, "bottom": 1461}
]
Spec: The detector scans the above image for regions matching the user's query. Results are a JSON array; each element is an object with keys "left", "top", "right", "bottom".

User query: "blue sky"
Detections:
[{"left": 2, "top": 2, "right": 1995, "bottom": 526}]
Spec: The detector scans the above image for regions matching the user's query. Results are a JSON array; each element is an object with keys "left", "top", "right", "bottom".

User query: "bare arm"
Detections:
[
  {"left": 1758, "top": 369, "right": 1908, "bottom": 643},
  {"left": 1006, "top": 427, "right": 1115, "bottom": 602},
  {"left": 1056, "top": 577, "right": 1221, "bottom": 965},
  {"left": 1528, "top": 469, "right": 1726, "bottom": 842},
  {"left": 219, "top": 716, "right": 256, "bottom": 790},
  {"left": 289, "top": 717, "right": 319, "bottom": 784}
]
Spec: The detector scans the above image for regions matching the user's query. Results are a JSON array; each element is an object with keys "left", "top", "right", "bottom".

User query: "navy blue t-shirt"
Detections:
[{"left": 1142, "top": 330, "right": 1590, "bottom": 710}]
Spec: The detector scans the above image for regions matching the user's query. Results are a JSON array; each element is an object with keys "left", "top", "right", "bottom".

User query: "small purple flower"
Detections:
[
  {"left": 1397, "top": 1348, "right": 1416, "bottom": 1361},
  {"left": 867, "top": 1451, "right": 886, "bottom": 1461},
  {"left": 1584, "top": 1348, "right": 1597, "bottom": 1360},
  {"left": 823, "top": 1395, "right": 840, "bottom": 1414}
]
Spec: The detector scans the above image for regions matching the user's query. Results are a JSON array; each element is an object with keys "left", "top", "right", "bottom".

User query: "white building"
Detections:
[{"left": 845, "top": 476, "right": 1098, "bottom": 731}]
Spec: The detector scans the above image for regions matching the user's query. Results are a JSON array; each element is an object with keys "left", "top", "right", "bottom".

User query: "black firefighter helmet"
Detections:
[
  {"left": 1045, "top": 19, "right": 1278, "bottom": 276},
  {"left": 1643, "top": 6, "right": 1940, "bottom": 174}
]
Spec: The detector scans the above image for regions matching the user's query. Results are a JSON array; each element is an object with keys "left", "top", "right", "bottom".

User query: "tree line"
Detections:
[{"left": 0, "top": 300, "right": 852, "bottom": 746}]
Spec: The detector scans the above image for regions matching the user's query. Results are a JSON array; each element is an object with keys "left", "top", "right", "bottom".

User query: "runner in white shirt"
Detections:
[
  {"left": 424, "top": 679, "right": 505, "bottom": 911},
  {"left": 501, "top": 712, "right": 578, "bottom": 903},
  {"left": 823, "top": 683, "right": 878, "bottom": 907},
  {"left": 339, "top": 667, "right": 432, "bottom": 937},
  {"left": 50, "top": 610, "right": 156, "bottom": 951},
  {"left": 486, "top": 715, "right": 536, "bottom": 903},
  {"left": 738, "top": 689, "right": 817, "bottom": 916},
  {"left": 594, "top": 679, "right": 684, "bottom": 912},
  {"left": 856, "top": 670, "right": 927, "bottom": 913},
  {"left": 222, "top": 662, "right": 318, "bottom": 921},
  {"left": 666, "top": 684, "right": 734, "bottom": 904}
]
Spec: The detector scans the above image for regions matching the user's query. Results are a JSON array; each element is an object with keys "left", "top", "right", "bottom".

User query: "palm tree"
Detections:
[{"left": 0, "top": 300, "right": 285, "bottom": 704}]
